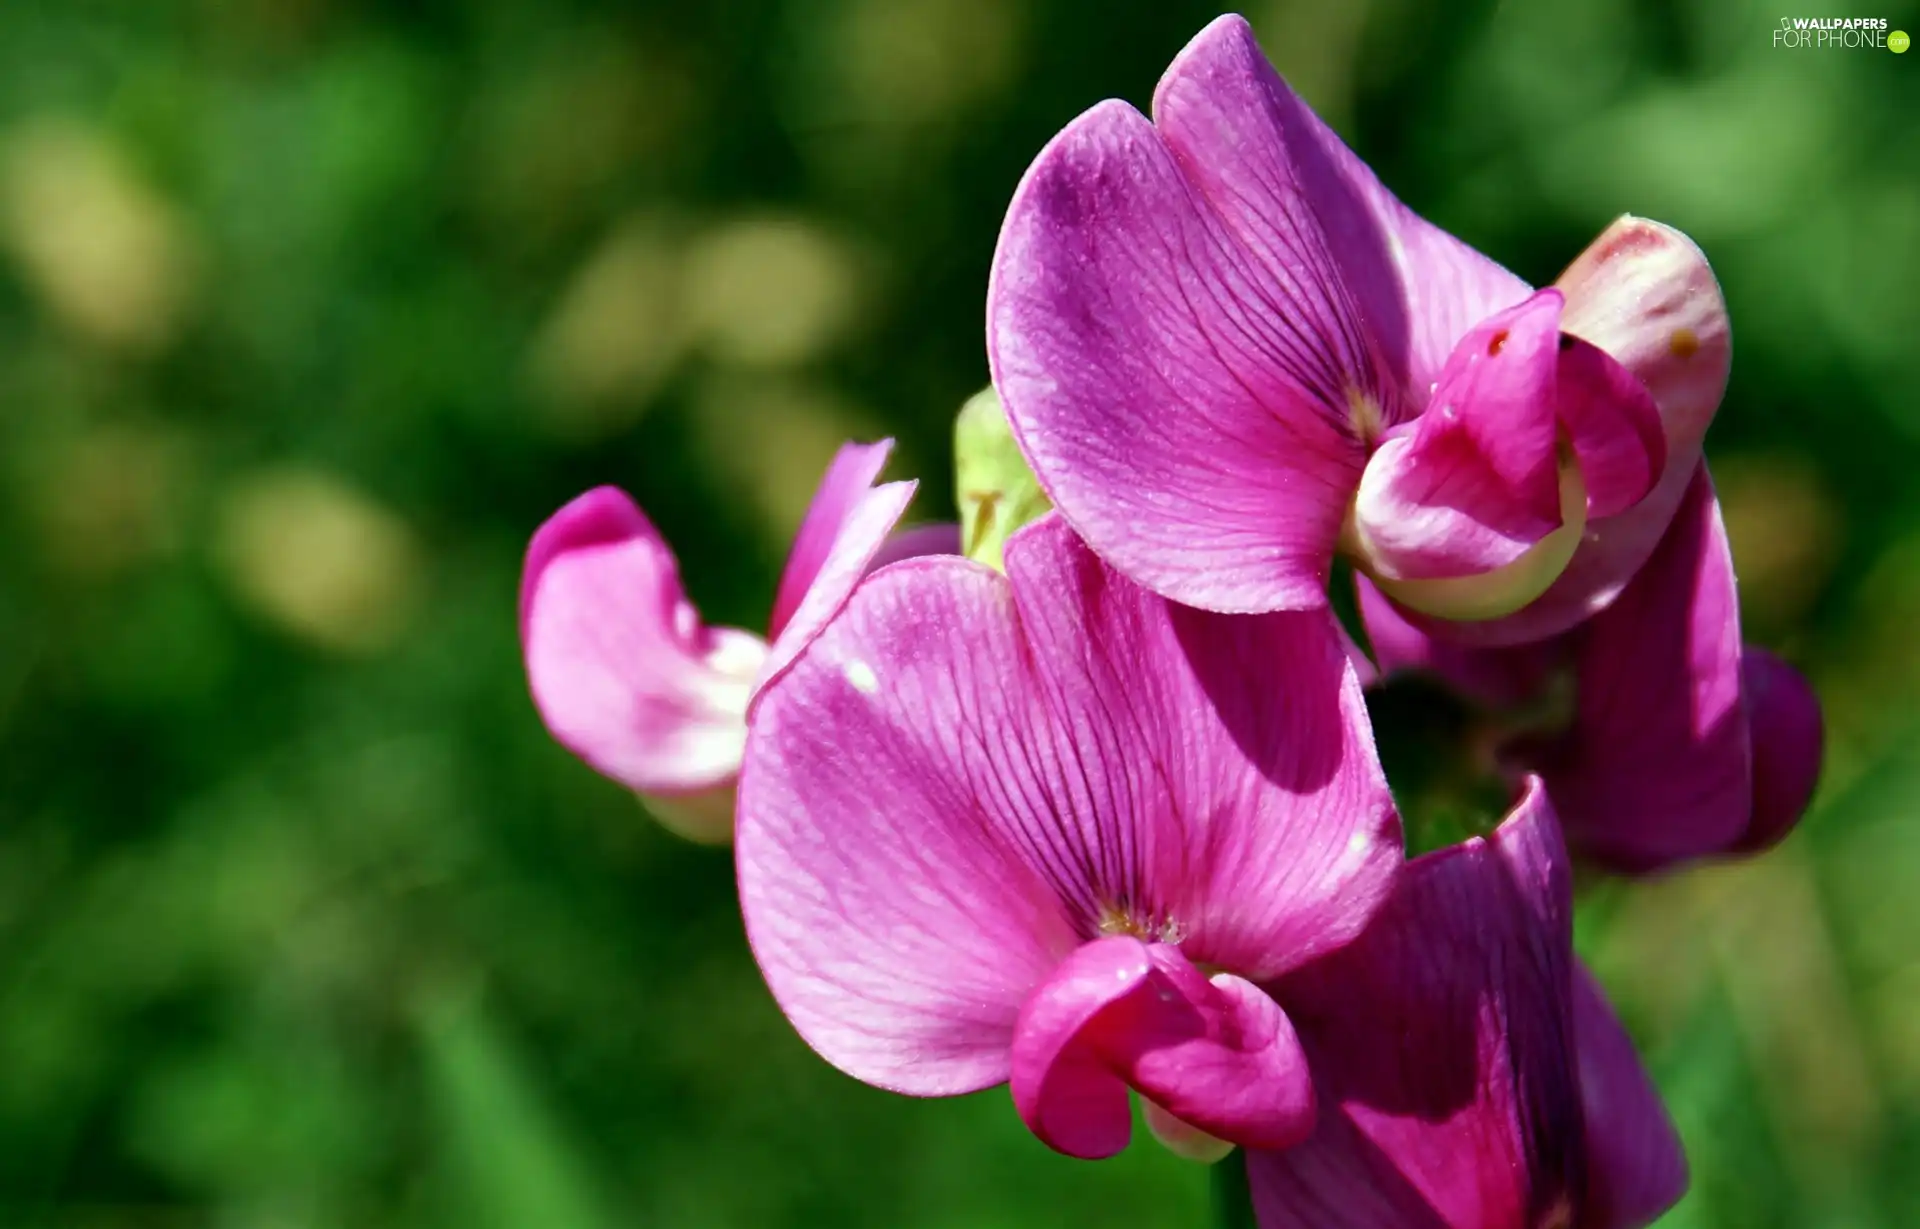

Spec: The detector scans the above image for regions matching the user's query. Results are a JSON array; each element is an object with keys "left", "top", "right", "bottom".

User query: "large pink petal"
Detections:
[
  {"left": 1574, "top": 967, "right": 1687, "bottom": 1229},
  {"left": 736, "top": 514, "right": 1401, "bottom": 1099},
  {"left": 737, "top": 555, "right": 1078, "bottom": 1095},
  {"left": 1439, "top": 218, "right": 1731, "bottom": 647},
  {"left": 1153, "top": 14, "right": 1531, "bottom": 416},
  {"left": 1251, "top": 779, "right": 1585, "bottom": 1229},
  {"left": 1732, "top": 647, "right": 1824, "bottom": 854},
  {"left": 988, "top": 109, "right": 1369, "bottom": 614},
  {"left": 1524, "top": 465, "right": 1749, "bottom": 871},
  {"left": 521, "top": 487, "right": 767, "bottom": 796},
  {"left": 1001, "top": 516, "right": 1403, "bottom": 980},
  {"left": 1009, "top": 938, "right": 1312, "bottom": 1159}
]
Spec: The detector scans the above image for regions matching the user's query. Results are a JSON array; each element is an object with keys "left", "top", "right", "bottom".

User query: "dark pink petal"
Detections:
[
  {"left": 1442, "top": 218, "right": 1730, "bottom": 647},
  {"left": 1574, "top": 967, "right": 1687, "bottom": 1229},
  {"left": 767, "top": 441, "right": 893, "bottom": 638},
  {"left": 521, "top": 487, "right": 767, "bottom": 796},
  {"left": 1526, "top": 466, "right": 1749, "bottom": 870},
  {"left": 1556, "top": 335, "right": 1665, "bottom": 520},
  {"left": 1732, "top": 648, "right": 1824, "bottom": 854},
  {"left": 736, "top": 515, "right": 1400, "bottom": 1102},
  {"left": 1153, "top": 14, "right": 1532, "bottom": 415},
  {"left": 988, "top": 94, "right": 1368, "bottom": 613},
  {"left": 1009, "top": 938, "right": 1312, "bottom": 1158},
  {"left": 1251, "top": 779, "right": 1584, "bottom": 1229}
]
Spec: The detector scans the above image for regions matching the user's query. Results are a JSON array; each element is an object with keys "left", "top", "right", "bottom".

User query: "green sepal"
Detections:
[{"left": 954, "top": 385, "right": 1052, "bottom": 572}]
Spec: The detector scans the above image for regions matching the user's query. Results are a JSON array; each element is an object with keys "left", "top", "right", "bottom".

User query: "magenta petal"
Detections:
[
  {"left": 521, "top": 487, "right": 767, "bottom": 796},
  {"left": 1251, "top": 779, "right": 1585, "bottom": 1229},
  {"left": 1153, "top": 14, "right": 1531, "bottom": 412},
  {"left": 1000, "top": 517, "right": 1402, "bottom": 979},
  {"left": 1733, "top": 647, "right": 1824, "bottom": 854},
  {"left": 737, "top": 514, "right": 1400, "bottom": 1103},
  {"left": 750, "top": 477, "right": 917, "bottom": 704},
  {"left": 736, "top": 557, "right": 1078, "bottom": 1096},
  {"left": 988, "top": 98, "right": 1368, "bottom": 614},
  {"left": 1441, "top": 219, "right": 1731, "bottom": 647},
  {"left": 1556, "top": 335, "right": 1665, "bottom": 520},
  {"left": 767, "top": 440, "right": 893, "bottom": 638},
  {"left": 1011, "top": 938, "right": 1313, "bottom": 1159},
  {"left": 1529, "top": 466, "right": 1749, "bottom": 870},
  {"left": 1353, "top": 294, "right": 1569, "bottom": 584},
  {"left": 1574, "top": 966, "right": 1687, "bottom": 1229}
]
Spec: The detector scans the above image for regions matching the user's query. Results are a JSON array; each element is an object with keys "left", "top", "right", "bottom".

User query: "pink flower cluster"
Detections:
[{"left": 518, "top": 16, "right": 1822, "bottom": 1227}]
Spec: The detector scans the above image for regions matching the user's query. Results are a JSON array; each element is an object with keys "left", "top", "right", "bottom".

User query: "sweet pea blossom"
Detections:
[
  {"left": 1358, "top": 466, "right": 1825, "bottom": 871},
  {"left": 988, "top": 14, "right": 1728, "bottom": 643},
  {"left": 736, "top": 514, "right": 1401, "bottom": 1158},
  {"left": 1253, "top": 779, "right": 1686, "bottom": 1228},
  {"left": 520, "top": 440, "right": 954, "bottom": 842}
]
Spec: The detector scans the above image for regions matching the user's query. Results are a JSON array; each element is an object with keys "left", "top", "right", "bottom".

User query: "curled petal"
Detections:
[
  {"left": 1351, "top": 295, "right": 1572, "bottom": 587},
  {"left": 1353, "top": 435, "right": 1587, "bottom": 623},
  {"left": 1252, "top": 779, "right": 1586, "bottom": 1228},
  {"left": 1443, "top": 217, "right": 1731, "bottom": 647},
  {"left": 1524, "top": 466, "right": 1749, "bottom": 871},
  {"left": 737, "top": 516, "right": 1399, "bottom": 1103},
  {"left": 1010, "top": 938, "right": 1313, "bottom": 1158},
  {"left": 1350, "top": 291, "right": 1663, "bottom": 625},
  {"left": 753, "top": 440, "right": 919, "bottom": 704},
  {"left": 1733, "top": 648, "right": 1824, "bottom": 854},
  {"left": 1557, "top": 334, "right": 1665, "bottom": 520},
  {"left": 521, "top": 487, "right": 766, "bottom": 797}
]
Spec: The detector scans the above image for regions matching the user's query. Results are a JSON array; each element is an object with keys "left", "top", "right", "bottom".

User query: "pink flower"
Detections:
[
  {"left": 988, "top": 15, "right": 1727, "bottom": 642},
  {"left": 735, "top": 513, "right": 1683, "bottom": 1223},
  {"left": 519, "top": 440, "right": 954, "bottom": 842},
  {"left": 1253, "top": 780, "right": 1686, "bottom": 1228},
  {"left": 1359, "top": 467, "right": 1824, "bottom": 871},
  {"left": 736, "top": 514, "right": 1401, "bottom": 1156}
]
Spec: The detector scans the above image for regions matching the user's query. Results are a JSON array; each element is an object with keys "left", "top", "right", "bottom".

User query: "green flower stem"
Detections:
[{"left": 1210, "top": 1148, "right": 1257, "bottom": 1229}]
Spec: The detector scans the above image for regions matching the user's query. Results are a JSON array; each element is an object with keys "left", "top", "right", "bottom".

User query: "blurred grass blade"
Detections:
[{"left": 417, "top": 985, "right": 612, "bottom": 1229}]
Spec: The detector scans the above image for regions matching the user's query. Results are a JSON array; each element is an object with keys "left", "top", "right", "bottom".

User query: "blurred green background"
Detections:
[{"left": 0, "top": 0, "right": 1915, "bottom": 1224}]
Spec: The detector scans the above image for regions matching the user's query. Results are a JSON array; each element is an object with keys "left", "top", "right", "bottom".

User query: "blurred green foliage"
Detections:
[{"left": 0, "top": 0, "right": 1915, "bottom": 1225}]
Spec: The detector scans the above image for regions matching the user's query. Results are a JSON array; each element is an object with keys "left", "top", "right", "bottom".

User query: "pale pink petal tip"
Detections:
[{"left": 521, "top": 486, "right": 767, "bottom": 797}]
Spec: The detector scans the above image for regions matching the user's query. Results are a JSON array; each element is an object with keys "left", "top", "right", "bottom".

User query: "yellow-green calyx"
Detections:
[
  {"left": 1350, "top": 454, "right": 1588, "bottom": 624},
  {"left": 955, "top": 385, "right": 1053, "bottom": 572}
]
